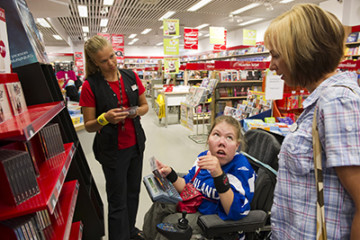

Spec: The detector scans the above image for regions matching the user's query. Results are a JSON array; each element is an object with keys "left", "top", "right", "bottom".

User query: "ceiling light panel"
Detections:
[
  {"left": 103, "top": 0, "right": 114, "bottom": 6},
  {"left": 141, "top": 28, "right": 152, "bottom": 34},
  {"left": 78, "top": 5, "right": 88, "bottom": 17},
  {"left": 159, "top": 11, "right": 176, "bottom": 21},
  {"left": 279, "top": 0, "right": 294, "bottom": 3},
  {"left": 231, "top": 3, "right": 261, "bottom": 15},
  {"left": 187, "top": 0, "right": 213, "bottom": 12},
  {"left": 82, "top": 26, "right": 89, "bottom": 32},
  {"left": 239, "top": 18, "right": 264, "bottom": 26},
  {"left": 37, "top": 18, "right": 51, "bottom": 28},
  {"left": 53, "top": 35, "right": 62, "bottom": 40},
  {"left": 100, "top": 18, "right": 108, "bottom": 27},
  {"left": 129, "top": 34, "right": 137, "bottom": 39}
]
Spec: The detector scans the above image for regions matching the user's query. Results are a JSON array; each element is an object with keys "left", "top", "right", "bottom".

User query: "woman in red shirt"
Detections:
[{"left": 80, "top": 35, "right": 148, "bottom": 240}]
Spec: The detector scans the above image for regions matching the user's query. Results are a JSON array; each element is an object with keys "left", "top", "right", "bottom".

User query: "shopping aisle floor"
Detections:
[{"left": 77, "top": 99, "right": 207, "bottom": 239}]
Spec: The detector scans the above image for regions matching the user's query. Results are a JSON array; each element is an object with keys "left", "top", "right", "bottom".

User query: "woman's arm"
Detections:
[
  {"left": 335, "top": 166, "right": 360, "bottom": 240},
  {"left": 198, "top": 151, "right": 234, "bottom": 214},
  {"left": 156, "top": 159, "right": 186, "bottom": 193},
  {"left": 82, "top": 106, "right": 129, "bottom": 132},
  {"left": 128, "top": 92, "right": 149, "bottom": 118}
]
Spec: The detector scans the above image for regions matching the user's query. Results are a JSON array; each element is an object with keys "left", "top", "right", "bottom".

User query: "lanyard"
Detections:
[{"left": 116, "top": 71, "right": 123, "bottom": 108}]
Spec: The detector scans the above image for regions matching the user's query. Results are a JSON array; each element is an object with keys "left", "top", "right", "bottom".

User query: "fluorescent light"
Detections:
[
  {"left": 160, "top": 26, "right": 164, "bottom": 29},
  {"left": 141, "top": 28, "right": 152, "bottom": 34},
  {"left": 195, "top": 23, "right": 209, "bottom": 29},
  {"left": 82, "top": 26, "right": 89, "bottom": 32},
  {"left": 130, "top": 38, "right": 139, "bottom": 44},
  {"left": 188, "top": 0, "right": 212, "bottom": 12},
  {"left": 204, "top": 33, "right": 210, "bottom": 37},
  {"left": 84, "top": 37, "right": 89, "bottom": 41},
  {"left": 129, "top": 34, "right": 137, "bottom": 39},
  {"left": 53, "top": 35, "right": 62, "bottom": 40},
  {"left": 103, "top": 0, "right": 114, "bottom": 5},
  {"left": 83, "top": 33, "right": 87, "bottom": 37},
  {"left": 279, "top": 0, "right": 294, "bottom": 3},
  {"left": 129, "top": 42, "right": 135, "bottom": 45},
  {"left": 159, "top": 11, "right": 176, "bottom": 21},
  {"left": 198, "top": 32, "right": 203, "bottom": 36},
  {"left": 78, "top": 5, "right": 88, "bottom": 17},
  {"left": 231, "top": 3, "right": 261, "bottom": 15},
  {"left": 156, "top": 42, "right": 163, "bottom": 46},
  {"left": 102, "top": 27, "right": 108, "bottom": 32},
  {"left": 37, "top": 18, "right": 51, "bottom": 28},
  {"left": 239, "top": 18, "right": 264, "bottom": 26},
  {"left": 100, "top": 18, "right": 108, "bottom": 27}
]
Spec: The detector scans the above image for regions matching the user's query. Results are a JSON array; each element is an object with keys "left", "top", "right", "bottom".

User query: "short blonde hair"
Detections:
[
  {"left": 208, "top": 115, "right": 246, "bottom": 151},
  {"left": 84, "top": 35, "right": 111, "bottom": 78},
  {"left": 264, "top": 4, "right": 344, "bottom": 87}
]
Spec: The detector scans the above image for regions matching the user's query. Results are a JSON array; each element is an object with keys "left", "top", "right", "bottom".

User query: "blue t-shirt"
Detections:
[{"left": 183, "top": 150, "right": 255, "bottom": 221}]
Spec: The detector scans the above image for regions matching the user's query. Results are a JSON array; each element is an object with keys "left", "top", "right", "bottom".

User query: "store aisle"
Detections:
[{"left": 78, "top": 99, "right": 207, "bottom": 239}]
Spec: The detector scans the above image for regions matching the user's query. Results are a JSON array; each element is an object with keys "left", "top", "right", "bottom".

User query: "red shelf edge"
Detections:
[
  {"left": 50, "top": 180, "right": 79, "bottom": 240},
  {"left": 0, "top": 143, "right": 76, "bottom": 221},
  {"left": 69, "top": 221, "right": 83, "bottom": 240},
  {"left": 0, "top": 101, "right": 65, "bottom": 141}
]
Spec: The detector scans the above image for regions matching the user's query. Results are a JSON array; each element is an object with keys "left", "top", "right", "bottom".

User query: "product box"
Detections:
[
  {"left": 0, "top": 83, "right": 13, "bottom": 123},
  {"left": 6, "top": 81, "right": 27, "bottom": 116},
  {"left": 0, "top": 8, "right": 11, "bottom": 73}
]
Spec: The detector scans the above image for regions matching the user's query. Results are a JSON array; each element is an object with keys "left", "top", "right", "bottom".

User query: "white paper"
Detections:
[{"left": 265, "top": 71, "right": 284, "bottom": 100}]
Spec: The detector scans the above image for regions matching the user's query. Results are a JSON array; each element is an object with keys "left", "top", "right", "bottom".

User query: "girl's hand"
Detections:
[
  {"left": 198, "top": 151, "right": 223, "bottom": 177},
  {"left": 156, "top": 159, "right": 172, "bottom": 177},
  {"left": 104, "top": 108, "right": 129, "bottom": 124}
]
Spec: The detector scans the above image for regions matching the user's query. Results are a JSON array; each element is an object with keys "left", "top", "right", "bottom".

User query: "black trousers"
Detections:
[{"left": 102, "top": 145, "right": 143, "bottom": 240}]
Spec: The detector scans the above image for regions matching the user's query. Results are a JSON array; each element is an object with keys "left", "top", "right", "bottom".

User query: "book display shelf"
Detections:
[
  {"left": 4, "top": 62, "right": 105, "bottom": 240},
  {"left": 344, "top": 25, "right": 360, "bottom": 60},
  {"left": 210, "top": 61, "right": 270, "bottom": 123},
  {"left": 0, "top": 94, "right": 79, "bottom": 239}
]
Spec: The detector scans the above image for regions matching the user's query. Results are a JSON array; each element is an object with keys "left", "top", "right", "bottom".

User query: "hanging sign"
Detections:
[
  {"left": 164, "top": 39, "right": 179, "bottom": 55},
  {"left": 164, "top": 58, "right": 179, "bottom": 74},
  {"left": 97, "top": 33, "right": 111, "bottom": 42},
  {"left": 209, "top": 27, "right": 225, "bottom": 44},
  {"left": 214, "top": 29, "right": 227, "bottom": 52},
  {"left": 184, "top": 28, "right": 198, "bottom": 50},
  {"left": 163, "top": 19, "right": 180, "bottom": 36},
  {"left": 111, "top": 34, "right": 124, "bottom": 46},
  {"left": 74, "top": 52, "right": 84, "bottom": 76},
  {"left": 243, "top": 29, "right": 257, "bottom": 46}
]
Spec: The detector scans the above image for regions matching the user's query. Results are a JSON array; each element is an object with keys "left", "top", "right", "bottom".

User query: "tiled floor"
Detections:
[{"left": 77, "top": 99, "right": 208, "bottom": 239}]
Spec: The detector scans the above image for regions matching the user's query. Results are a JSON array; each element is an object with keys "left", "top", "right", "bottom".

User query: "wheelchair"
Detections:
[{"left": 197, "top": 128, "right": 283, "bottom": 240}]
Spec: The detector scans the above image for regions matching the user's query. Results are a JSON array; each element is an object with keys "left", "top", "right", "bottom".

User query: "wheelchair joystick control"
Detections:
[{"left": 156, "top": 211, "right": 193, "bottom": 240}]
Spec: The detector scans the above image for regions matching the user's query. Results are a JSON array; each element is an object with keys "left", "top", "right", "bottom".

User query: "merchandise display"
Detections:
[{"left": 2, "top": 0, "right": 360, "bottom": 239}]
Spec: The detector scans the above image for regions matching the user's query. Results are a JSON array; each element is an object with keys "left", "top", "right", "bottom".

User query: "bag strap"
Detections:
[
  {"left": 312, "top": 108, "right": 327, "bottom": 240},
  {"left": 191, "top": 168, "right": 201, "bottom": 182}
]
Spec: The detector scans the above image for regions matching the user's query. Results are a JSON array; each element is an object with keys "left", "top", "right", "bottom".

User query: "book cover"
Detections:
[
  {"left": 0, "top": 83, "right": 12, "bottom": 123},
  {"left": 5, "top": 81, "right": 27, "bottom": 115},
  {"left": 0, "top": 8, "right": 11, "bottom": 73},
  {"left": 346, "top": 32, "right": 359, "bottom": 43}
]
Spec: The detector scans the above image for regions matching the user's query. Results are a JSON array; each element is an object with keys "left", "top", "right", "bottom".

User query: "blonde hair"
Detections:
[
  {"left": 264, "top": 4, "right": 344, "bottom": 87},
  {"left": 208, "top": 115, "right": 246, "bottom": 151},
  {"left": 84, "top": 35, "right": 111, "bottom": 78}
]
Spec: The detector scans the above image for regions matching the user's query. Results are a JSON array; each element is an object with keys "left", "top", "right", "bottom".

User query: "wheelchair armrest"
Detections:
[{"left": 197, "top": 210, "right": 268, "bottom": 239}]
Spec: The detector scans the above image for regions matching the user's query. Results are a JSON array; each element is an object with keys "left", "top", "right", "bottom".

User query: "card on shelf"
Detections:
[
  {"left": 5, "top": 81, "right": 27, "bottom": 116},
  {"left": 0, "top": 83, "right": 12, "bottom": 123}
]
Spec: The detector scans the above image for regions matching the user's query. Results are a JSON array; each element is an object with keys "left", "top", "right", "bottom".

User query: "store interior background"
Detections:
[{"left": 23, "top": 0, "right": 360, "bottom": 239}]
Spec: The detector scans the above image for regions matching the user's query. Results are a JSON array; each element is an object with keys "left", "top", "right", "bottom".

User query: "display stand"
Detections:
[{"left": 188, "top": 102, "right": 209, "bottom": 144}]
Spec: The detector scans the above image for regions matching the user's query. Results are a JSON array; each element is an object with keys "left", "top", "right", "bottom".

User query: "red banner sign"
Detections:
[
  {"left": 214, "top": 30, "right": 227, "bottom": 52},
  {"left": 338, "top": 60, "right": 360, "bottom": 70},
  {"left": 111, "top": 34, "right": 124, "bottom": 47},
  {"left": 74, "top": 52, "right": 84, "bottom": 76},
  {"left": 185, "top": 63, "right": 215, "bottom": 70},
  {"left": 215, "top": 61, "right": 270, "bottom": 70},
  {"left": 184, "top": 28, "right": 198, "bottom": 50},
  {"left": 97, "top": 33, "right": 111, "bottom": 41}
]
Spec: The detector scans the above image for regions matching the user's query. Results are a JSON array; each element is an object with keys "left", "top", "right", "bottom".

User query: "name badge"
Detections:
[
  {"left": 289, "top": 123, "right": 298, "bottom": 132},
  {"left": 131, "top": 84, "right": 138, "bottom": 91}
]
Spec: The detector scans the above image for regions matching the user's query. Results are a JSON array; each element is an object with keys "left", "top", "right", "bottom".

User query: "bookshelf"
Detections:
[{"left": 211, "top": 61, "right": 269, "bottom": 122}]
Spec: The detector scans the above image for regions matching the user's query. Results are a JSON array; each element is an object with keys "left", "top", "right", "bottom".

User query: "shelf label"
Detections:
[
  {"left": 265, "top": 71, "right": 284, "bottom": 100},
  {"left": 25, "top": 124, "right": 35, "bottom": 139}
]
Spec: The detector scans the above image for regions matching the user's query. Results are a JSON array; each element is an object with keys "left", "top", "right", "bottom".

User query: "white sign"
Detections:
[{"left": 265, "top": 71, "right": 284, "bottom": 100}]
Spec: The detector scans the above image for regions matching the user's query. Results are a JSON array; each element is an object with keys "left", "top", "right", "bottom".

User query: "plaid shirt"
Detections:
[{"left": 271, "top": 72, "right": 360, "bottom": 240}]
